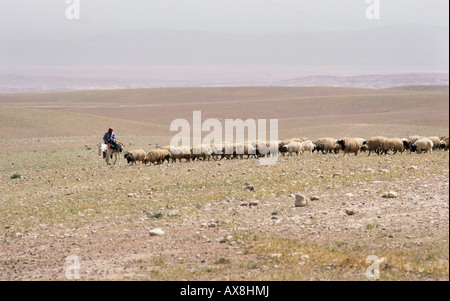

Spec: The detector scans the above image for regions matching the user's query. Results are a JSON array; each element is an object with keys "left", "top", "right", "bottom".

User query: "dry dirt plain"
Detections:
[{"left": 0, "top": 86, "right": 448, "bottom": 280}]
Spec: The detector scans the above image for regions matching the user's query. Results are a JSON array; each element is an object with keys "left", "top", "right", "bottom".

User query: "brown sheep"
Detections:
[
  {"left": 428, "top": 137, "right": 442, "bottom": 150},
  {"left": 144, "top": 148, "right": 170, "bottom": 165},
  {"left": 440, "top": 136, "right": 449, "bottom": 150},
  {"left": 336, "top": 138, "right": 361, "bottom": 156},
  {"left": 124, "top": 149, "right": 147, "bottom": 165},
  {"left": 364, "top": 136, "right": 387, "bottom": 156},
  {"left": 380, "top": 138, "right": 406, "bottom": 155},
  {"left": 313, "top": 138, "right": 337, "bottom": 154}
]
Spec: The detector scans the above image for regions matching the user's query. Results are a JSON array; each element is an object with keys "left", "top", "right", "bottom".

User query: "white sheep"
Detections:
[
  {"left": 300, "top": 140, "right": 314, "bottom": 154},
  {"left": 192, "top": 144, "right": 213, "bottom": 161},
  {"left": 285, "top": 142, "right": 302, "bottom": 156},
  {"left": 168, "top": 146, "right": 192, "bottom": 162},
  {"left": 411, "top": 138, "right": 433, "bottom": 154}
]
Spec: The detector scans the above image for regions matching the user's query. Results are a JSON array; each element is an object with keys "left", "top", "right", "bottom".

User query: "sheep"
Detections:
[
  {"left": 234, "top": 143, "right": 257, "bottom": 159},
  {"left": 279, "top": 137, "right": 308, "bottom": 148},
  {"left": 336, "top": 138, "right": 361, "bottom": 156},
  {"left": 285, "top": 142, "right": 302, "bottom": 156},
  {"left": 262, "top": 141, "right": 279, "bottom": 157},
  {"left": 124, "top": 149, "right": 147, "bottom": 165},
  {"left": 192, "top": 144, "right": 213, "bottom": 161},
  {"left": 313, "top": 138, "right": 337, "bottom": 154},
  {"left": 168, "top": 146, "right": 192, "bottom": 163},
  {"left": 428, "top": 137, "right": 442, "bottom": 150},
  {"left": 332, "top": 143, "right": 342, "bottom": 154},
  {"left": 411, "top": 138, "right": 433, "bottom": 154},
  {"left": 354, "top": 138, "right": 367, "bottom": 147},
  {"left": 278, "top": 143, "right": 289, "bottom": 156},
  {"left": 278, "top": 140, "right": 292, "bottom": 156},
  {"left": 334, "top": 137, "right": 351, "bottom": 154},
  {"left": 364, "top": 136, "right": 387, "bottom": 155},
  {"left": 143, "top": 148, "right": 170, "bottom": 165},
  {"left": 380, "top": 138, "right": 406, "bottom": 155},
  {"left": 300, "top": 140, "right": 314, "bottom": 154},
  {"left": 219, "top": 143, "right": 235, "bottom": 160},
  {"left": 290, "top": 137, "right": 309, "bottom": 143},
  {"left": 253, "top": 141, "right": 272, "bottom": 157},
  {"left": 209, "top": 143, "right": 224, "bottom": 160},
  {"left": 440, "top": 136, "right": 449, "bottom": 150},
  {"left": 360, "top": 144, "right": 369, "bottom": 153},
  {"left": 401, "top": 138, "right": 410, "bottom": 151},
  {"left": 405, "top": 136, "right": 425, "bottom": 152}
]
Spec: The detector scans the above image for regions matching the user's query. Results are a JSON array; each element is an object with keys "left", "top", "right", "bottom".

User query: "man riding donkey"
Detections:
[{"left": 103, "top": 127, "right": 123, "bottom": 156}]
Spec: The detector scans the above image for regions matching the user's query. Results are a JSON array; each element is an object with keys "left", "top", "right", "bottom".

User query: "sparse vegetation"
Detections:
[
  {"left": 0, "top": 86, "right": 448, "bottom": 280},
  {"left": 10, "top": 173, "right": 21, "bottom": 179}
]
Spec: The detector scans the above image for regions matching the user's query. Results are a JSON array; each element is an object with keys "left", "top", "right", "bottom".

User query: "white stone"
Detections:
[{"left": 149, "top": 228, "right": 165, "bottom": 236}]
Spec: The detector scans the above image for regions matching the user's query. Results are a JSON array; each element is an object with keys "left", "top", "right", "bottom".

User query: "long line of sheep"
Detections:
[{"left": 122, "top": 135, "right": 449, "bottom": 165}]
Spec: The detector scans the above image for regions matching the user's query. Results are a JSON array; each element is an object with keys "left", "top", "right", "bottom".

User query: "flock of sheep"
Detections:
[{"left": 122, "top": 135, "right": 450, "bottom": 165}]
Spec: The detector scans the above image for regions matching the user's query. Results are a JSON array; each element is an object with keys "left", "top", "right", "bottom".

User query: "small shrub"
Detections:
[
  {"left": 151, "top": 212, "right": 163, "bottom": 219},
  {"left": 11, "top": 173, "right": 21, "bottom": 179},
  {"left": 215, "top": 258, "right": 230, "bottom": 265}
]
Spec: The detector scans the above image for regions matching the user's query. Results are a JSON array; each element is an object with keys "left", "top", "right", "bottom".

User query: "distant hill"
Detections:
[
  {"left": 0, "top": 72, "right": 448, "bottom": 93},
  {"left": 0, "top": 24, "right": 447, "bottom": 93},
  {"left": 273, "top": 73, "right": 449, "bottom": 89}
]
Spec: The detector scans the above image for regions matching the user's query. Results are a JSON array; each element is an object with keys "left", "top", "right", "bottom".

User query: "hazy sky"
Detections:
[{"left": 0, "top": 0, "right": 448, "bottom": 39}]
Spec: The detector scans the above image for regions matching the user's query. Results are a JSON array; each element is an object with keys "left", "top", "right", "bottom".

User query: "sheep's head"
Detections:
[
  {"left": 402, "top": 140, "right": 410, "bottom": 150},
  {"left": 124, "top": 153, "right": 134, "bottom": 163},
  {"left": 279, "top": 144, "right": 288, "bottom": 153},
  {"left": 337, "top": 139, "right": 346, "bottom": 149},
  {"left": 411, "top": 144, "right": 417, "bottom": 152}
]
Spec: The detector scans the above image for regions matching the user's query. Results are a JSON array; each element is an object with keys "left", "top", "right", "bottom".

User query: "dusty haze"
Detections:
[{"left": 0, "top": 1, "right": 448, "bottom": 92}]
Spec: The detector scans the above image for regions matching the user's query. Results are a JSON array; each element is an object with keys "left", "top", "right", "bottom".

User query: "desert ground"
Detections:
[{"left": 0, "top": 86, "right": 448, "bottom": 280}]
